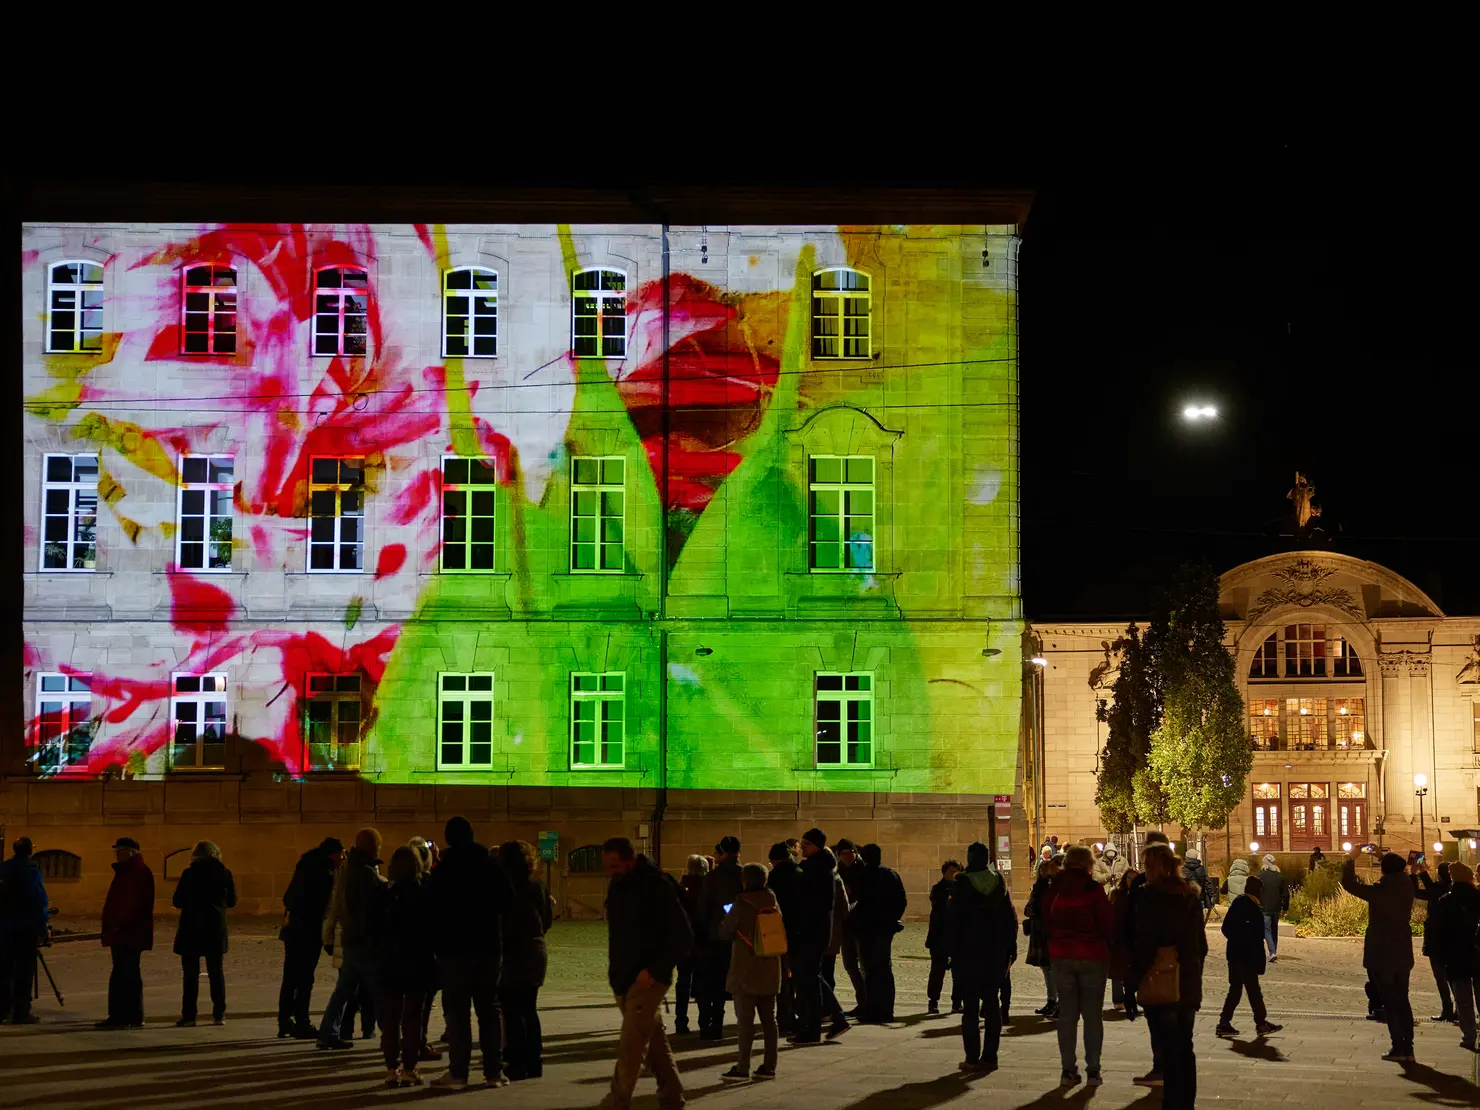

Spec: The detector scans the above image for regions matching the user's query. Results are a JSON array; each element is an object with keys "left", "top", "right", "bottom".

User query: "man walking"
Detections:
[
  {"left": 1341, "top": 850, "right": 1416, "bottom": 1061},
  {"left": 852, "top": 843, "right": 907, "bottom": 1023},
  {"left": 600, "top": 837, "right": 691, "bottom": 1110},
  {"left": 949, "top": 842, "right": 1015, "bottom": 1072},
  {"left": 317, "top": 828, "right": 386, "bottom": 1050},
  {"left": 425, "top": 816, "right": 514, "bottom": 1089},
  {"left": 0, "top": 837, "right": 49, "bottom": 1024},
  {"left": 790, "top": 829, "right": 843, "bottom": 1044},
  {"left": 1215, "top": 875, "right": 1281, "bottom": 1037},
  {"left": 277, "top": 837, "right": 342, "bottom": 1038},
  {"left": 1256, "top": 855, "right": 1289, "bottom": 962},
  {"left": 98, "top": 837, "right": 154, "bottom": 1029},
  {"left": 695, "top": 836, "right": 743, "bottom": 1040}
]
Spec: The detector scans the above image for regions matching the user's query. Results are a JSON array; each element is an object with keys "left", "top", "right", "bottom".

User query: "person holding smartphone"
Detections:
[
  {"left": 1411, "top": 856, "right": 1455, "bottom": 1023},
  {"left": 1341, "top": 847, "right": 1417, "bottom": 1061}
]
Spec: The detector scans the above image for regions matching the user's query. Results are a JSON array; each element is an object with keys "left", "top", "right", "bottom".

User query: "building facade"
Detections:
[
  {"left": 7, "top": 210, "right": 1027, "bottom": 913},
  {"left": 1028, "top": 551, "right": 1480, "bottom": 863}
]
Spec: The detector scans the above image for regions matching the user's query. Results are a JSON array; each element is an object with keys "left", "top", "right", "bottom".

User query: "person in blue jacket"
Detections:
[{"left": 0, "top": 837, "right": 50, "bottom": 1024}]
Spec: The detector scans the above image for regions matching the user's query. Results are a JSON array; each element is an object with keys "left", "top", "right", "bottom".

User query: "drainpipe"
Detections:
[{"left": 651, "top": 224, "right": 671, "bottom": 868}]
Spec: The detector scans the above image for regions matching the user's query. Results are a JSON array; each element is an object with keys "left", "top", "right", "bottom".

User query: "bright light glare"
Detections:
[
  {"left": 1182, "top": 404, "right": 1218, "bottom": 421},
  {"left": 1434, "top": 842, "right": 1444, "bottom": 852},
  {"left": 1414, "top": 773, "right": 1428, "bottom": 788},
  {"left": 1030, "top": 656, "right": 1049, "bottom": 667},
  {"left": 1470, "top": 839, "right": 1477, "bottom": 850},
  {"left": 1249, "top": 842, "right": 1260, "bottom": 852},
  {"left": 1342, "top": 841, "right": 1352, "bottom": 851}
]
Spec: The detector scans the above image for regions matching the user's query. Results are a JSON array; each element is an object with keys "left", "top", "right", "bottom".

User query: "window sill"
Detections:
[
  {"left": 787, "top": 570, "right": 901, "bottom": 578},
  {"left": 27, "top": 569, "right": 114, "bottom": 577},
  {"left": 154, "top": 570, "right": 248, "bottom": 578},
  {"left": 551, "top": 572, "right": 644, "bottom": 580}
]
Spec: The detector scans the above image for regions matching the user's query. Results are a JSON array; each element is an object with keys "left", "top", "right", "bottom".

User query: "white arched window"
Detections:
[
  {"left": 571, "top": 268, "right": 627, "bottom": 358},
  {"left": 181, "top": 264, "right": 238, "bottom": 354},
  {"left": 443, "top": 267, "right": 498, "bottom": 357},
  {"left": 313, "top": 266, "right": 370, "bottom": 356},
  {"left": 47, "top": 261, "right": 104, "bottom": 353},
  {"left": 811, "top": 267, "right": 871, "bottom": 359}
]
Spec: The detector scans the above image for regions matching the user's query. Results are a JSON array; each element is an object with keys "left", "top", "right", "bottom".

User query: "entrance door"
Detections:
[
  {"left": 1336, "top": 782, "right": 1367, "bottom": 844},
  {"left": 1252, "top": 782, "right": 1281, "bottom": 850},
  {"left": 1289, "top": 782, "right": 1331, "bottom": 852}
]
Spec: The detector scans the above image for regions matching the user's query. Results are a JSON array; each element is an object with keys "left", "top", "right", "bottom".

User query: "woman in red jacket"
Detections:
[{"left": 1043, "top": 845, "right": 1115, "bottom": 1088}]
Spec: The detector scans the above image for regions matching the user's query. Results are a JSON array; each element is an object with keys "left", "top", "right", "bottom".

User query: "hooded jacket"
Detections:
[
  {"left": 1428, "top": 881, "right": 1480, "bottom": 978},
  {"left": 794, "top": 848, "right": 837, "bottom": 951},
  {"left": 1092, "top": 851, "right": 1127, "bottom": 891},
  {"left": 1257, "top": 862, "right": 1289, "bottom": 919},
  {"left": 1222, "top": 858, "right": 1250, "bottom": 900},
  {"left": 280, "top": 845, "right": 338, "bottom": 943},
  {"left": 1340, "top": 859, "right": 1415, "bottom": 973},
  {"left": 1182, "top": 855, "right": 1210, "bottom": 905},
  {"left": 423, "top": 840, "right": 513, "bottom": 961},
  {"left": 1221, "top": 892, "right": 1266, "bottom": 972},
  {"left": 605, "top": 854, "right": 692, "bottom": 995},
  {"left": 947, "top": 865, "right": 1017, "bottom": 978},
  {"left": 1043, "top": 868, "right": 1114, "bottom": 963},
  {"left": 102, "top": 853, "right": 155, "bottom": 951},
  {"left": 172, "top": 856, "right": 237, "bottom": 957},
  {"left": 720, "top": 887, "right": 783, "bottom": 996},
  {"left": 1130, "top": 879, "right": 1208, "bottom": 1010},
  {"left": 323, "top": 845, "right": 385, "bottom": 952},
  {"left": 0, "top": 854, "right": 49, "bottom": 935}
]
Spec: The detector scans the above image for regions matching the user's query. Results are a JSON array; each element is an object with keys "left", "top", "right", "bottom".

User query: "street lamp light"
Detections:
[
  {"left": 1182, "top": 404, "right": 1218, "bottom": 421},
  {"left": 1414, "top": 774, "right": 1429, "bottom": 858},
  {"left": 1249, "top": 841, "right": 1260, "bottom": 853}
]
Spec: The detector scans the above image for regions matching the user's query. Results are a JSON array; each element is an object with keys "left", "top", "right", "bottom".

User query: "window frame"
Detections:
[
  {"left": 180, "top": 264, "right": 238, "bottom": 355},
  {"left": 442, "top": 266, "right": 498, "bottom": 358},
  {"left": 808, "top": 455, "right": 875, "bottom": 573},
  {"left": 570, "top": 267, "right": 628, "bottom": 359},
  {"left": 570, "top": 672, "right": 625, "bottom": 770},
  {"left": 1251, "top": 782, "right": 1281, "bottom": 842},
  {"left": 169, "top": 672, "right": 229, "bottom": 771},
  {"left": 810, "top": 266, "right": 872, "bottom": 360},
  {"left": 569, "top": 455, "right": 626, "bottom": 573},
  {"left": 46, "top": 260, "right": 105, "bottom": 354},
  {"left": 307, "top": 456, "right": 366, "bottom": 573},
  {"left": 1473, "top": 700, "right": 1480, "bottom": 754},
  {"left": 436, "top": 672, "right": 497, "bottom": 771},
  {"left": 303, "top": 673, "right": 364, "bottom": 772},
  {"left": 40, "top": 453, "right": 99, "bottom": 572},
  {"left": 33, "top": 672, "right": 94, "bottom": 773},
  {"left": 815, "top": 671, "right": 875, "bottom": 769},
  {"left": 176, "top": 455, "right": 235, "bottom": 572},
  {"left": 440, "top": 455, "right": 498, "bottom": 573},
  {"left": 312, "top": 266, "right": 370, "bottom": 357}
]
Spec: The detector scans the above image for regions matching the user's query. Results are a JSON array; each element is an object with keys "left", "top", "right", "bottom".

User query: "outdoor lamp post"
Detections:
[{"left": 1414, "top": 774, "right": 1429, "bottom": 857}]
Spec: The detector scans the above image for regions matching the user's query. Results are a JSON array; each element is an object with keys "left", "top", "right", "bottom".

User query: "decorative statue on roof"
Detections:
[{"left": 1288, "top": 472, "right": 1322, "bottom": 531}]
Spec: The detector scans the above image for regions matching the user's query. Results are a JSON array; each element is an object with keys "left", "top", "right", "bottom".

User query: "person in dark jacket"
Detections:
[
  {"left": 1215, "top": 874, "right": 1281, "bottom": 1036},
  {"left": 423, "top": 816, "right": 513, "bottom": 1089},
  {"left": 852, "top": 843, "right": 907, "bottom": 1023},
  {"left": 1428, "top": 861, "right": 1480, "bottom": 1050},
  {"left": 0, "top": 837, "right": 49, "bottom": 1025},
  {"left": 695, "top": 835, "right": 744, "bottom": 1039},
  {"left": 1308, "top": 846, "right": 1325, "bottom": 873},
  {"left": 674, "top": 854, "right": 707, "bottom": 1036},
  {"left": 949, "top": 842, "right": 1016, "bottom": 1072},
  {"left": 1025, "top": 855, "right": 1060, "bottom": 1017},
  {"left": 98, "top": 836, "right": 154, "bottom": 1029},
  {"left": 171, "top": 841, "right": 237, "bottom": 1026},
  {"left": 369, "top": 846, "right": 437, "bottom": 1087},
  {"left": 1043, "top": 845, "right": 1114, "bottom": 1087},
  {"left": 1108, "top": 868, "right": 1139, "bottom": 1011},
  {"left": 1413, "top": 861, "right": 1456, "bottom": 1022},
  {"left": 276, "top": 837, "right": 342, "bottom": 1038},
  {"left": 600, "top": 837, "right": 691, "bottom": 1110},
  {"left": 790, "top": 829, "right": 842, "bottom": 1044},
  {"left": 926, "top": 858, "right": 962, "bottom": 1015},
  {"left": 766, "top": 842, "right": 800, "bottom": 1034},
  {"left": 1341, "top": 850, "right": 1416, "bottom": 1061},
  {"left": 1256, "top": 855, "right": 1289, "bottom": 962},
  {"left": 498, "top": 840, "right": 552, "bottom": 1081},
  {"left": 1182, "top": 849, "right": 1211, "bottom": 911},
  {"left": 1129, "top": 845, "right": 1206, "bottom": 1110},
  {"left": 1124, "top": 829, "right": 1170, "bottom": 1086},
  {"left": 317, "top": 828, "right": 387, "bottom": 1050},
  {"left": 834, "top": 838, "right": 867, "bottom": 1017}
]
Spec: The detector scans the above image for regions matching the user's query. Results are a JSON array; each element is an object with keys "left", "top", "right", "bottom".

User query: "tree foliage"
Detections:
[
  {"left": 1146, "top": 562, "right": 1252, "bottom": 830},
  {"left": 1094, "top": 623, "right": 1155, "bottom": 833}
]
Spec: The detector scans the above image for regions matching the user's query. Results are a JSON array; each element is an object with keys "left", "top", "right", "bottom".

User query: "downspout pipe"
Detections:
[{"left": 651, "top": 224, "right": 671, "bottom": 868}]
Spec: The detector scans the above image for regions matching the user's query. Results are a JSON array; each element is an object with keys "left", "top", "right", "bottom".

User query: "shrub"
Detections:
[
  {"left": 1295, "top": 890, "right": 1368, "bottom": 937},
  {"left": 1299, "top": 861, "right": 1343, "bottom": 902},
  {"left": 1411, "top": 900, "right": 1426, "bottom": 936},
  {"left": 1285, "top": 890, "right": 1312, "bottom": 924}
]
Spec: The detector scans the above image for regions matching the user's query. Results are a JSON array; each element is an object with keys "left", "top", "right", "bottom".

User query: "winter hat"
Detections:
[
  {"left": 860, "top": 843, "right": 883, "bottom": 866},
  {"left": 835, "top": 837, "right": 857, "bottom": 853},
  {"left": 1262, "top": 854, "right": 1277, "bottom": 868},
  {"left": 717, "top": 835, "right": 741, "bottom": 856},
  {"left": 1449, "top": 861, "right": 1474, "bottom": 884},
  {"left": 318, "top": 836, "right": 344, "bottom": 855},
  {"left": 1380, "top": 852, "right": 1406, "bottom": 875},
  {"left": 445, "top": 816, "right": 474, "bottom": 845},
  {"left": 1244, "top": 875, "right": 1264, "bottom": 897},
  {"left": 769, "top": 842, "right": 790, "bottom": 862},
  {"left": 1185, "top": 848, "right": 1201, "bottom": 861},
  {"left": 353, "top": 828, "right": 382, "bottom": 855},
  {"left": 966, "top": 841, "right": 991, "bottom": 869},
  {"left": 112, "top": 836, "right": 140, "bottom": 851},
  {"left": 802, "top": 828, "right": 827, "bottom": 850}
]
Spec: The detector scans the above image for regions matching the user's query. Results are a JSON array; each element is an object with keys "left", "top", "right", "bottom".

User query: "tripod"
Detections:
[{"left": 33, "top": 948, "right": 64, "bottom": 1008}]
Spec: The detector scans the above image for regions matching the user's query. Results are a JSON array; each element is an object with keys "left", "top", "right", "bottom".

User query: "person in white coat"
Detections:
[
  {"left": 1092, "top": 846, "right": 1127, "bottom": 892},
  {"left": 1221, "top": 858, "right": 1251, "bottom": 903}
]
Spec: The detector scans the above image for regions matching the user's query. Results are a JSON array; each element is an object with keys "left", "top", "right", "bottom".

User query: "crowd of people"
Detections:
[{"left": 1, "top": 824, "right": 1479, "bottom": 1109}]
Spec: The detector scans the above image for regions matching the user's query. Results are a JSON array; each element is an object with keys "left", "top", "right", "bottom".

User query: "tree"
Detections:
[
  {"left": 1146, "top": 562, "right": 1252, "bottom": 832},
  {"left": 1094, "top": 624, "right": 1153, "bottom": 834}
]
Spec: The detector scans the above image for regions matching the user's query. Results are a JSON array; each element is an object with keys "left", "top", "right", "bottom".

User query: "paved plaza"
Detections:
[{"left": 1, "top": 919, "right": 1478, "bottom": 1108}]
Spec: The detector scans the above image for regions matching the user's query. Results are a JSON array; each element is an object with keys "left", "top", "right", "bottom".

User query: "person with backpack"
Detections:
[
  {"left": 1215, "top": 874, "right": 1282, "bottom": 1037},
  {"left": 1257, "top": 855, "right": 1289, "bottom": 962},
  {"left": 171, "top": 841, "right": 237, "bottom": 1027},
  {"left": 925, "top": 858, "right": 962, "bottom": 1015},
  {"left": 948, "top": 842, "right": 1016, "bottom": 1073},
  {"left": 718, "top": 863, "right": 785, "bottom": 1081},
  {"left": 0, "top": 837, "right": 49, "bottom": 1025}
]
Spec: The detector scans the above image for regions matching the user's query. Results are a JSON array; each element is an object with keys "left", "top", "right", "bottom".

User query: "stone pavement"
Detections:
[{"left": 1, "top": 920, "right": 1477, "bottom": 1108}]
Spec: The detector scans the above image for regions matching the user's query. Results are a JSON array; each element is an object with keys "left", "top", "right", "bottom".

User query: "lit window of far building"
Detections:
[
  {"left": 41, "top": 454, "right": 99, "bottom": 571},
  {"left": 1249, "top": 633, "right": 1279, "bottom": 678},
  {"left": 171, "top": 673, "right": 228, "bottom": 770},
  {"left": 47, "top": 261, "right": 104, "bottom": 353},
  {"left": 178, "top": 456, "right": 234, "bottom": 571},
  {"left": 1248, "top": 698, "right": 1281, "bottom": 750},
  {"left": 809, "top": 456, "right": 874, "bottom": 571},
  {"left": 816, "top": 672, "right": 873, "bottom": 768},
  {"left": 438, "top": 673, "right": 495, "bottom": 770},
  {"left": 1337, "top": 782, "right": 1367, "bottom": 839},
  {"left": 308, "top": 457, "right": 365, "bottom": 572},
  {"left": 811, "top": 267, "right": 871, "bottom": 359},
  {"left": 570, "top": 456, "right": 624, "bottom": 572},
  {"left": 34, "top": 673, "right": 93, "bottom": 773},
  {"left": 571, "top": 268, "right": 627, "bottom": 358},
  {"left": 313, "top": 267, "right": 370, "bottom": 356},
  {"left": 1286, "top": 696, "right": 1328, "bottom": 750},
  {"left": 305, "top": 674, "right": 362, "bottom": 771},
  {"left": 441, "top": 456, "right": 497, "bottom": 572},
  {"left": 181, "top": 265, "right": 237, "bottom": 354},
  {"left": 443, "top": 267, "right": 497, "bottom": 357},
  {"left": 1288, "top": 782, "right": 1330, "bottom": 848},
  {"left": 1284, "top": 622, "right": 1326, "bottom": 677},
  {"left": 571, "top": 672, "right": 624, "bottom": 769},
  {"left": 1331, "top": 636, "right": 1363, "bottom": 677},
  {"left": 1331, "top": 697, "right": 1367, "bottom": 749},
  {"left": 1252, "top": 782, "right": 1280, "bottom": 841}
]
